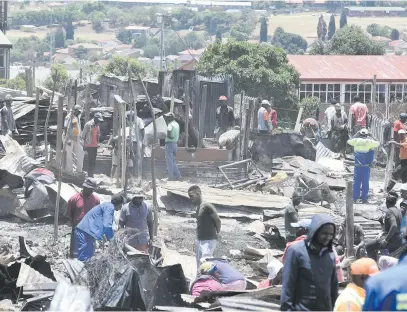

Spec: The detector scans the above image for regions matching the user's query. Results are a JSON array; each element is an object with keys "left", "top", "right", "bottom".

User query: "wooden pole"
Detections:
[
  {"left": 243, "top": 99, "right": 255, "bottom": 160},
  {"left": 79, "top": 68, "right": 83, "bottom": 84},
  {"left": 121, "top": 99, "right": 127, "bottom": 190},
  {"left": 184, "top": 80, "right": 190, "bottom": 148},
  {"left": 128, "top": 70, "right": 142, "bottom": 185},
  {"left": 44, "top": 78, "right": 57, "bottom": 167},
  {"left": 54, "top": 97, "right": 68, "bottom": 242},
  {"left": 170, "top": 92, "right": 175, "bottom": 114},
  {"left": 384, "top": 131, "right": 395, "bottom": 191},
  {"left": 138, "top": 74, "right": 158, "bottom": 236},
  {"left": 32, "top": 61, "right": 36, "bottom": 92},
  {"left": 113, "top": 95, "right": 121, "bottom": 187},
  {"left": 66, "top": 80, "right": 72, "bottom": 112},
  {"left": 239, "top": 91, "right": 245, "bottom": 160},
  {"left": 55, "top": 96, "right": 64, "bottom": 165},
  {"left": 345, "top": 180, "right": 355, "bottom": 258},
  {"left": 198, "top": 85, "right": 207, "bottom": 148},
  {"left": 32, "top": 89, "right": 40, "bottom": 159},
  {"left": 294, "top": 107, "right": 304, "bottom": 132},
  {"left": 372, "top": 74, "right": 377, "bottom": 116},
  {"left": 74, "top": 79, "right": 78, "bottom": 107}
]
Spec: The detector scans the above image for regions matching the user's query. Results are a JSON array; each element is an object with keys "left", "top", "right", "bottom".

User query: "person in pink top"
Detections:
[
  {"left": 350, "top": 95, "right": 369, "bottom": 135},
  {"left": 82, "top": 112, "right": 104, "bottom": 177}
]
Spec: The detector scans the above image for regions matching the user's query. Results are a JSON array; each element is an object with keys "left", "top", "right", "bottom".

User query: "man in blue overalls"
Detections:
[{"left": 347, "top": 128, "right": 379, "bottom": 203}]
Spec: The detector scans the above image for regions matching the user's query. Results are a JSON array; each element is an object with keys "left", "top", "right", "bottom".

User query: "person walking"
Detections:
[
  {"left": 281, "top": 214, "right": 338, "bottom": 311},
  {"left": 82, "top": 113, "right": 103, "bottom": 177},
  {"left": 325, "top": 99, "right": 337, "bottom": 131},
  {"left": 284, "top": 193, "right": 301, "bottom": 242},
  {"left": 64, "top": 105, "right": 84, "bottom": 173},
  {"left": 188, "top": 185, "right": 221, "bottom": 268},
  {"left": 215, "top": 96, "right": 235, "bottom": 145},
  {"left": 257, "top": 100, "right": 271, "bottom": 133},
  {"left": 119, "top": 194, "right": 154, "bottom": 253},
  {"left": 73, "top": 195, "right": 124, "bottom": 261},
  {"left": 269, "top": 101, "right": 278, "bottom": 129},
  {"left": 4, "top": 94, "right": 18, "bottom": 136},
  {"left": 347, "top": 128, "right": 379, "bottom": 203},
  {"left": 164, "top": 112, "right": 181, "bottom": 181},
  {"left": 66, "top": 178, "right": 100, "bottom": 258},
  {"left": 333, "top": 258, "right": 379, "bottom": 312},
  {"left": 330, "top": 103, "right": 348, "bottom": 157},
  {"left": 350, "top": 95, "right": 368, "bottom": 135}
]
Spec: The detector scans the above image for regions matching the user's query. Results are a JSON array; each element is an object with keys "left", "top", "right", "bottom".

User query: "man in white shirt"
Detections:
[
  {"left": 127, "top": 111, "right": 145, "bottom": 178},
  {"left": 324, "top": 99, "right": 337, "bottom": 131}
]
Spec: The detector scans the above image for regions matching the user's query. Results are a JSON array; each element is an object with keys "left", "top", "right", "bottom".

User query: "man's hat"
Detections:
[
  {"left": 351, "top": 258, "right": 379, "bottom": 276},
  {"left": 335, "top": 103, "right": 341, "bottom": 110},
  {"left": 219, "top": 95, "right": 227, "bottom": 101},
  {"left": 360, "top": 128, "right": 369, "bottom": 135},
  {"left": 82, "top": 177, "right": 97, "bottom": 189},
  {"left": 291, "top": 219, "right": 312, "bottom": 229},
  {"left": 261, "top": 99, "right": 270, "bottom": 106},
  {"left": 94, "top": 112, "right": 104, "bottom": 122}
]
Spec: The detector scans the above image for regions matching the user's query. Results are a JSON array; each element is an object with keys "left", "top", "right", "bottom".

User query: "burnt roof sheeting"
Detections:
[
  {"left": 16, "top": 263, "right": 54, "bottom": 288},
  {"left": 49, "top": 281, "right": 92, "bottom": 312},
  {"left": 219, "top": 297, "right": 280, "bottom": 311},
  {"left": 288, "top": 55, "right": 407, "bottom": 82}
]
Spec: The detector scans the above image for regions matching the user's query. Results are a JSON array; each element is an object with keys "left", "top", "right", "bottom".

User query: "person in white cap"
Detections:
[
  {"left": 386, "top": 129, "right": 407, "bottom": 192},
  {"left": 257, "top": 99, "right": 271, "bottom": 133},
  {"left": 347, "top": 128, "right": 379, "bottom": 203}
]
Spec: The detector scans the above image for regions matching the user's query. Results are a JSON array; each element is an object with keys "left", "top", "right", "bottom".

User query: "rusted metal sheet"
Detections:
[{"left": 288, "top": 55, "right": 407, "bottom": 82}]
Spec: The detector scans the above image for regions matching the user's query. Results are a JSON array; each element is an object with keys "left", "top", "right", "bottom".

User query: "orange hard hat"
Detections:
[{"left": 351, "top": 258, "right": 379, "bottom": 276}]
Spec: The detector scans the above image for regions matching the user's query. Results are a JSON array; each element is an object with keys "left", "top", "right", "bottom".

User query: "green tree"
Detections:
[
  {"left": 105, "top": 55, "right": 148, "bottom": 77},
  {"left": 203, "top": 11, "right": 232, "bottom": 35},
  {"left": 327, "top": 15, "right": 336, "bottom": 40},
  {"left": 91, "top": 11, "right": 105, "bottom": 33},
  {"left": 0, "top": 72, "right": 26, "bottom": 90},
  {"left": 64, "top": 20, "right": 74, "bottom": 40},
  {"left": 133, "top": 33, "right": 149, "bottom": 49},
  {"left": 54, "top": 26, "right": 66, "bottom": 49},
  {"left": 328, "top": 25, "right": 385, "bottom": 55},
  {"left": 391, "top": 28, "right": 400, "bottom": 40},
  {"left": 271, "top": 27, "right": 308, "bottom": 54},
  {"left": 143, "top": 43, "right": 160, "bottom": 58},
  {"left": 106, "top": 6, "right": 123, "bottom": 28},
  {"left": 309, "top": 40, "right": 326, "bottom": 55},
  {"left": 230, "top": 26, "right": 249, "bottom": 41},
  {"left": 116, "top": 29, "right": 133, "bottom": 44},
  {"left": 75, "top": 45, "right": 88, "bottom": 60},
  {"left": 300, "top": 97, "right": 320, "bottom": 121},
  {"left": 197, "top": 41, "right": 300, "bottom": 121},
  {"left": 259, "top": 17, "right": 268, "bottom": 43},
  {"left": 171, "top": 7, "right": 202, "bottom": 29},
  {"left": 82, "top": 2, "right": 106, "bottom": 15},
  {"left": 367, "top": 23, "right": 381, "bottom": 36},
  {"left": 216, "top": 29, "right": 222, "bottom": 41},
  {"left": 379, "top": 25, "right": 392, "bottom": 38},
  {"left": 317, "top": 15, "right": 327, "bottom": 41},
  {"left": 183, "top": 32, "right": 205, "bottom": 50},
  {"left": 340, "top": 10, "right": 347, "bottom": 28},
  {"left": 44, "top": 64, "right": 69, "bottom": 93}
]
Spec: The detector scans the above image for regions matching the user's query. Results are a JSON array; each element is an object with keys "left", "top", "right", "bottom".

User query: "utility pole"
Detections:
[{"left": 158, "top": 14, "right": 165, "bottom": 72}]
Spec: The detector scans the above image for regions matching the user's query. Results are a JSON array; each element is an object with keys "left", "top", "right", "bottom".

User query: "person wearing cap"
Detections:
[
  {"left": 350, "top": 95, "right": 368, "bottom": 135},
  {"left": 365, "top": 191, "right": 402, "bottom": 261},
  {"left": 64, "top": 105, "right": 84, "bottom": 173},
  {"left": 330, "top": 103, "right": 348, "bottom": 157},
  {"left": 284, "top": 192, "right": 301, "bottom": 243},
  {"left": 333, "top": 258, "right": 379, "bottom": 312},
  {"left": 66, "top": 177, "right": 100, "bottom": 257},
  {"left": 257, "top": 100, "right": 271, "bottom": 133},
  {"left": 386, "top": 129, "right": 407, "bottom": 192},
  {"left": 188, "top": 185, "right": 221, "bottom": 268},
  {"left": 73, "top": 194, "right": 125, "bottom": 261},
  {"left": 347, "top": 128, "right": 379, "bottom": 203},
  {"left": 4, "top": 94, "right": 18, "bottom": 136},
  {"left": 281, "top": 214, "right": 338, "bottom": 311},
  {"left": 198, "top": 259, "right": 246, "bottom": 291},
  {"left": 215, "top": 96, "right": 235, "bottom": 146},
  {"left": 164, "top": 112, "right": 181, "bottom": 181},
  {"left": 82, "top": 112, "right": 103, "bottom": 177},
  {"left": 119, "top": 194, "right": 154, "bottom": 252}
]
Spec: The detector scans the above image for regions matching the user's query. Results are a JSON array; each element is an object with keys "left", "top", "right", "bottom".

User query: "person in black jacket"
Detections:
[{"left": 281, "top": 213, "right": 338, "bottom": 311}]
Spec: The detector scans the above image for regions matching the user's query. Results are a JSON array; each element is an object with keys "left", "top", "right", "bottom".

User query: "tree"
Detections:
[
  {"left": 106, "top": 55, "right": 148, "bottom": 77},
  {"left": 64, "top": 20, "right": 74, "bottom": 40},
  {"left": 82, "top": 2, "right": 106, "bottom": 15},
  {"left": 216, "top": 29, "right": 222, "bottom": 41},
  {"left": 54, "top": 26, "right": 66, "bottom": 49},
  {"left": 133, "top": 33, "right": 149, "bottom": 49},
  {"left": 271, "top": 27, "right": 308, "bottom": 54},
  {"left": 259, "top": 17, "right": 268, "bottom": 43},
  {"left": 317, "top": 15, "right": 327, "bottom": 41},
  {"left": 230, "top": 26, "right": 249, "bottom": 42},
  {"left": 143, "top": 44, "right": 160, "bottom": 58},
  {"left": 392, "top": 28, "right": 400, "bottom": 40},
  {"left": 300, "top": 97, "right": 320, "bottom": 121},
  {"left": 116, "top": 29, "right": 133, "bottom": 44},
  {"left": 203, "top": 11, "right": 233, "bottom": 35},
  {"left": 328, "top": 25, "right": 385, "bottom": 55},
  {"left": 75, "top": 45, "right": 88, "bottom": 60},
  {"left": 340, "top": 11, "right": 347, "bottom": 28},
  {"left": 183, "top": 32, "right": 205, "bottom": 50},
  {"left": 91, "top": 11, "right": 105, "bottom": 33},
  {"left": 44, "top": 64, "right": 69, "bottom": 93},
  {"left": 197, "top": 41, "right": 300, "bottom": 121},
  {"left": 367, "top": 23, "right": 381, "bottom": 36},
  {"left": 309, "top": 40, "right": 326, "bottom": 55},
  {"left": 327, "top": 15, "right": 336, "bottom": 40}
]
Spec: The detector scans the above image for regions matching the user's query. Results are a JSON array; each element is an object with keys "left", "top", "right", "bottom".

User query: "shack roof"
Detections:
[
  {"left": 0, "top": 31, "right": 12, "bottom": 48},
  {"left": 288, "top": 55, "right": 407, "bottom": 82},
  {"left": 345, "top": 6, "right": 405, "bottom": 12}
]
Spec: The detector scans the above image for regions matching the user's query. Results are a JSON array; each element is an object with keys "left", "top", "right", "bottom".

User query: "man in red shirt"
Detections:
[
  {"left": 66, "top": 178, "right": 100, "bottom": 257},
  {"left": 82, "top": 112, "right": 103, "bottom": 177},
  {"left": 350, "top": 95, "right": 368, "bottom": 135},
  {"left": 269, "top": 103, "right": 278, "bottom": 129}
]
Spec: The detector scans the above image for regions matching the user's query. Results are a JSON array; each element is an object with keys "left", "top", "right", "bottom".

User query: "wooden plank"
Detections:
[
  {"left": 198, "top": 85, "right": 207, "bottom": 148},
  {"left": 184, "top": 80, "right": 190, "bottom": 148},
  {"left": 31, "top": 89, "right": 40, "bottom": 159},
  {"left": 294, "top": 107, "right": 303, "bottom": 132},
  {"left": 55, "top": 96, "right": 63, "bottom": 164},
  {"left": 243, "top": 99, "right": 255, "bottom": 160}
]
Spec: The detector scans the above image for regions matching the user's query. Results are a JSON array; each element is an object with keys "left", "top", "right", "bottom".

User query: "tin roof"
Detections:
[
  {"left": 288, "top": 55, "right": 407, "bottom": 82},
  {"left": 0, "top": 31, "right": 11, "bottom": 48}
]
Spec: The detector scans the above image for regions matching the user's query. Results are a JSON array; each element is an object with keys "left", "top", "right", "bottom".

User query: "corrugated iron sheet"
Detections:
[
  {"left": 62, "top": 259, "right": 87, "bottom": 283},
  {"left": 288, "top": 55, "right": 407, "bottom": 82},
  {"left": 316, "top": 141, "right": 339, "bottom": 161},
  {"left": 16, "top": 263, "right": 54, "bottom": 288},
  {"left": 49, "top": 281, "right": 92, "bottom": 312},
  {"left": 219, "top": 297, "right": 280, "bottom": 311},
  {"left": 370, "top": 115, "right": 386, "bottom": 144}
]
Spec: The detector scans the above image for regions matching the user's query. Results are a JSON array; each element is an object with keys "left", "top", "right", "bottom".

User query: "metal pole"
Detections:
[
  {"left": 55, "top": 96, "right": 63, "bottom": 165},
  {"left": 44, "top": 78, "right": 57, "bottom": 167},
  {"left": 239, "top": 91, "right": 245, "bottom": 159},
  {"left": 345, "top": 180, "right": 355, "bottom": 258},
  {"left": 159, "top": 18, "right": 164, "bottom": 72},
  {"left": 128, "top": 69, "right": 141, "bottom": 185},
  {"left": 184, "top": 80, "right": 190, "bottom": 148},
  {"left": 32, "top": 89, "right": 40, "bottom": 159},
  {"left": 198, "top": 85, "right": 207, "bottom": 148},
  {"left": 372, "top": 74, "right": 377, "bottom": 116}
]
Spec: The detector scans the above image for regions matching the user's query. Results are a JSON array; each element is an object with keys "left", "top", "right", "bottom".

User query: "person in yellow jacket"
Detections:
[{"left": 333, "top": 258, "right": 379, "bottom": 312}]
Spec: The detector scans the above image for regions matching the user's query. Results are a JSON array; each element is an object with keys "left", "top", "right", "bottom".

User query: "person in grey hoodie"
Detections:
[{"left": 281, "top": 213, "right": 338, "bottom": 311}]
